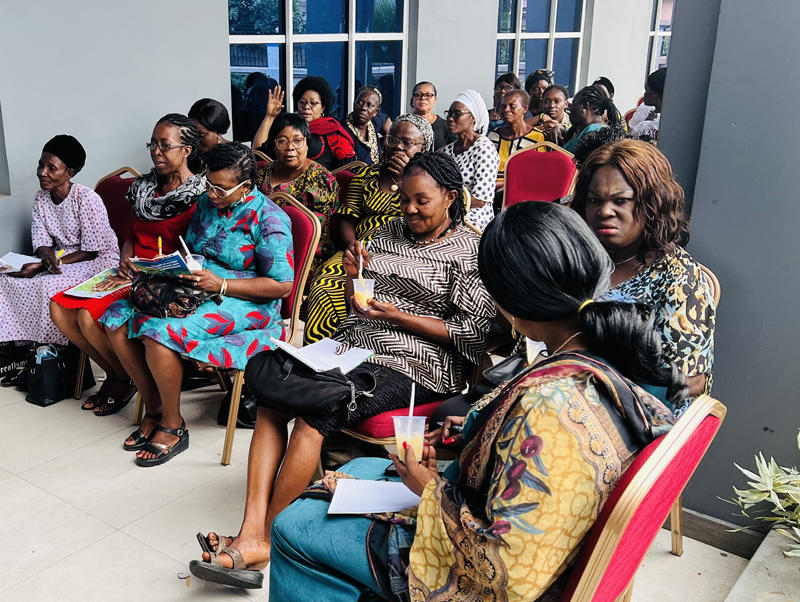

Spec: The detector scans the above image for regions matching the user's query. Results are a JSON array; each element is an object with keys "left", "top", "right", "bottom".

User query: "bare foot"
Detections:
[
  {"left": 206, "top": 532, "right": 235, "bottom": 552},
  {"left": 201, "top": 535, "right": 270, "bottom": 570}
]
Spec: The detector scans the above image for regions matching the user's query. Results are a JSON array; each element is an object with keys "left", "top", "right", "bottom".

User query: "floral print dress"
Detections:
[{"left": 100, "top": 190, "right": 294, "bottom": 370}]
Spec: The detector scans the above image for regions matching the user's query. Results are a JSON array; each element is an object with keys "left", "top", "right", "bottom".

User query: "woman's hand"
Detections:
[
  {"left": 38, "top": 248, "right": 60, "bottom": 274},
  {"left": 179, "top": 269, "right": 224, "bottom": 293},
  {"left": 390, "top": 443, "right": 439, "bottom": 497},
  {"left": 425, "top": 415, "right": 465, "bottom": 446},
  {"left": 9, "top": 262, "right": 45, "bottom": 279},
  {"left": 386, "top": 152, "right": 410, "bottom": 181},
  {"left": 118, "top": 257, "right": 140, "bottom": 279},
  {"left": 267, "top": 86, "right": 285, "bottom": 118},
  {"left": 343, "top": 241, "right": 370, "bottom": 278},
  {"left": 351, "top": 298, "right": 400, "bottom": 323},
  {"left": 93, "top": 274, "right": 131, "bottom": 291}
]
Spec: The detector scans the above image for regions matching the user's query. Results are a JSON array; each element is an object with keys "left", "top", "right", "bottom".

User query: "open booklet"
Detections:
[
  {"left": 269, "top": 337, "right": 373, "bottom": 375},
  {"left": 64, "top": 268, "right": 129, "bottom": 299},
  {"left": 129, "top": 251, "right": 194, "bottom": 278},
  {"left": 0, "top": 252, "right": 41, "bottom": 274},
  {"left": 327, "top": 479, "right": 421, "bottom": 514}
]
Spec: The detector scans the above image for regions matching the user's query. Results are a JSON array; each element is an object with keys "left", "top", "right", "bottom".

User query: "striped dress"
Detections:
[{"left": 304, "top": 164, "right": 402, "bottom": 344}]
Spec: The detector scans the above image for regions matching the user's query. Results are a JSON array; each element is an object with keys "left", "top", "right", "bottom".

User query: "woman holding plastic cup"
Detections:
[{"left": 190, "top": 152, "right": 494, "bottom": 587}]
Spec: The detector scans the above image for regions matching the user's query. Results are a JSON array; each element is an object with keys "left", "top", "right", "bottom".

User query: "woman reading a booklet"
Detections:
[
  {"left": 0, "top": 135, "right": 118, "bottom": 354},
  {"left": 190, "top": 153, "right": 495, "bottom": 587},
  {"left": 50, "top": 114, "right": 205, "bottom": 415},
  {"left": 103, "top": 142, "right": 294, "bottom": 467},
  {"left": 261, "top": 202, "right": 680, "bottom": 600}
]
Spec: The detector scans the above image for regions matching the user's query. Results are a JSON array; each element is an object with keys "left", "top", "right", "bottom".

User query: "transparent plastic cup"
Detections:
[
  {"left": 353, "top": 278, "right": 375, "bottom": 309},
  {"left": 393, "top": 416, "right": 426, "bottom": 463},
  {"left": 187, "top": 254, "right": 206, "bottom": 272}
]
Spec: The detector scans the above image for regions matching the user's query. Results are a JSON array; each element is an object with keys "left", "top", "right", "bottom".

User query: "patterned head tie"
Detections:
[{"left": 393, "top": 113, "right": 435, "bottom": 152}]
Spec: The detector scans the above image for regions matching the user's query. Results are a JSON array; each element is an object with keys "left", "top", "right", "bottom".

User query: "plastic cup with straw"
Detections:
[
  {"left": 180, "top": 235, "right": 204, "bottom": 272},
  {"left": 353, "top": 239, "right": 374, "bottom": 309},
  {"left": 393, "top": 382, "right": 425, "bottom": 463}
]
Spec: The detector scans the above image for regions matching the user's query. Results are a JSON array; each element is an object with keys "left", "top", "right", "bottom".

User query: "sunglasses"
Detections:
[
  {"left": 205, "top": 180, "right": 251, "bottom": 198},
  {"left": 445, "top": 109, "right": 472, "bottom": 121}
]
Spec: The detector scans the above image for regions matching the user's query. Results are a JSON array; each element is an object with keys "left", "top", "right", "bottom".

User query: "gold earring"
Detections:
[{"left": 511, "top": 316, "right": 517, "bottom": 338}]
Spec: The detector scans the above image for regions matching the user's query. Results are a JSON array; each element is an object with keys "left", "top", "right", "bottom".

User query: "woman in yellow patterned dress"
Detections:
[
  {"left": 303, "top": 114, "right": 434, "bottom": 343},
  {"left": 266, "top": 201, "right": 681, "bottom": 602}
]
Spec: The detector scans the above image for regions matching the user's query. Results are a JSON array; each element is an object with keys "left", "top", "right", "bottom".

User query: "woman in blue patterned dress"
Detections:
[{"left": 102, "top": 143, "right": 294, "bottom": 467}]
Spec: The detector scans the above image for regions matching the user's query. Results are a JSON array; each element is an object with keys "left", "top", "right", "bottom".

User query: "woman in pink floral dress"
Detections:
[{"left": 0, "top": 135, "right": 119, "bottom": 345}]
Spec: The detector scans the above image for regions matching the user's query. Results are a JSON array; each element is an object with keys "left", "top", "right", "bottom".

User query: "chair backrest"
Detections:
[
  {"left": 333, "top": 160, "right": 367, "bottom": 174},
  {"left": 95, "top": 167, "right": 142, "bottom": 248},
  {"left": 334, "top": 169, "right": 356, "bottom": 203},
  {"left": 253, "top": 149, "right": 272, "bottom": 165},
  {"left": 699, "top": 264, "right": 721, "bottom": 307},
  {"left": 503, "top": 142, "right": 577, "bottom": 210},
  {"left": 623, "top": 108, "right": 636, "bottom": 129},
  {"left": 268, "top": 192, "right": 321, "bottom": 345},
  {"left": 561, "top": 395, "right": 727, "bottom": 602}
]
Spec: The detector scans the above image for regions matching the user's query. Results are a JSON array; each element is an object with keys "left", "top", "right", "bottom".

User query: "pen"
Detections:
[
  {"left": 158, "top": 236, "right": 163, "bottom": 257},
  {"left": 50, "top": 249, "right": 65, "bottom": 273}
]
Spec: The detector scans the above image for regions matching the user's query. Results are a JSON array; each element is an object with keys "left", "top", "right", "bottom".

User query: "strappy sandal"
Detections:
[
  {"left": 135, "top": 421, "right": 189, "bottom": 467},
  {"left": 123, "top": 412, "right": 162, "bottom": 452},
  {"left": 196, "top": 532, "right": 234, "bottom": 556},
  {"left": 188, "top": 544, "right": 264, "bottom": 589},
  {"left": 94, "top": 378, "right": 137, "bottom": 416}
]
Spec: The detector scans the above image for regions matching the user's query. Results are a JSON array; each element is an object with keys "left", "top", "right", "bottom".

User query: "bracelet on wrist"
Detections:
[{"left": 219, "top": 279, "right": 228, "bottom": 296}]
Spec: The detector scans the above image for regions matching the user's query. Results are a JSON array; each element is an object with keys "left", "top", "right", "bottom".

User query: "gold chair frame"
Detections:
[
  {"left": 332, "top": 160, "right": 367, "bottom": 174},
  {"left": 252, "top": 149, "right": 272, "bottom": 164}
]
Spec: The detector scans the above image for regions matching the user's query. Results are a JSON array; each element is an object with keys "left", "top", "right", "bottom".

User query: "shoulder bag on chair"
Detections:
[{"left": 130, "top": 274, "right": 223, "bottom": 319}]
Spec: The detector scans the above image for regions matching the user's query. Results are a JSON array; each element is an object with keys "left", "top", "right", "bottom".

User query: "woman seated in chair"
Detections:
[
  {"left": 303, "top": 114, "right": 434, "bottom": 344},
  {"left": 101, "top": 142, "right": 294, "bottom": 467},
  {"left": 257, "top": 113, "right": 339, "bottom": 276},
  {"left": 190, "top": 153, "right": 496, "bottom": 586},
  {"left": 51, "top": 114, "right": 205, "bottom": 415},
  {"left": 0, "top": 135, "right": 118, "bottom": 363},
  {"left": 487, "top": 90, "right": 548, "bottom": 184},
  {"left": 341, "top": 85, "right": 392, "bottom": 166},
  {"left": 572, "top": 139, "right": 716, "bottom": 412},
  {"left": 561, "top": 85, "right": 619, "bottom": 154},
  {"left": 202, "top": 200, "right": 682, "bottom": 597},
  {"left": 537, "top": 84, "right": 571, "bottom": 145},
  {"left": 189, "top": 98, "right": 230, "bottom": 157},
  {"left": 440, "top": 89, "right": 500, "bottom": 231}
]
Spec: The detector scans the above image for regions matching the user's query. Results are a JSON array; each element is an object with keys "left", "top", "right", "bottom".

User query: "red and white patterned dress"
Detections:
[{"left": 0, "top": 184, "right": 119, "bottom": 345}]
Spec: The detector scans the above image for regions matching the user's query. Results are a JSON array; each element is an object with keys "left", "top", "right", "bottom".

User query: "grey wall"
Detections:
[
  {"left": 0, "top": 0, "right": 230, "bottom": 252},
  {"left": 679, "top": 0, "right": 800, "bottom": 526},
  {"left": 658, "top": 0, "right": 722, "bottom": 213}
]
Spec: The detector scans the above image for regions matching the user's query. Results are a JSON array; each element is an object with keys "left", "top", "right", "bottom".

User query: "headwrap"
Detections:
[
  {"left": 454, "top": 89, "right": 490, "bottom": 135},
  {"left": 126, "top": 169, "right": 206, "bottom": 221},
  {"left": 42, "top": 135, "right": 86, "bottom": 174},
  {"left": 394, "top": 114, "right": 434, "bottom": 152}
]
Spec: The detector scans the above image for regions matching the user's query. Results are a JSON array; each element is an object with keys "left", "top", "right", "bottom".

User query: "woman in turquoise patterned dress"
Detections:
[{"left": 103, "top": 143, "right": 294, "bottom": 467}]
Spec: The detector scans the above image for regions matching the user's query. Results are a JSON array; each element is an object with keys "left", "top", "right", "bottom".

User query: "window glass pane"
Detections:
[
  {"left": 230, "top": 44, "right": 286, "bottom": 142},
  {"left": 357, "top": 0, "right": 403, "bottom": 33},
  {"left": 654, "top": 34, "right": 670, "bottom": 69},
  {"left": 552, "top": 38, "right": 579, "bottom": 92},
  {"left": 555, "top": 0, "right": 582, "bottom": 32},
  {"left": 229, "top": 0, "right": 284, "bottom": 35},
  {"left": 646, "top": 36, "right": 655, "bottom": 78},
  {"left": 495, "top": 40, "right": 515, "bottom": 79},
  {"left": 355, "top": 41, "right": 402, "bottom": 120},
  {"left": 293, "top": 42, "right": 348, "bottom": 120},
  {"left": 660, "top": 0, "right": 674, "bottom": 31},
  {"left": 497, "top": 0, "right": 516, "bottom": 34},
  {"left": 522, "top": 0, "right": 550, "bottom": 33},
  {"left": 518, "top": 39, "right": 547, "bottom": 84},
  {"left": 295, "top": 0, "right": 347, "bottom": 34}
]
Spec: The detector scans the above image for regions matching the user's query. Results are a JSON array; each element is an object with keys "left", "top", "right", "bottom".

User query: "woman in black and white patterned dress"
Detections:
[
  {"left": 192, "top": 153, "right": 495, "bottom": 581},
  {"left": 440, "top": 89, "right": 500, "bottom": 231}
]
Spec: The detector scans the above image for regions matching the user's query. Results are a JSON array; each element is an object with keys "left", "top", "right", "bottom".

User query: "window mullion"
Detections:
[
  {"left": 574, "top": 0, "right": 588, "bottom": 91},
  {"left": 348, "top": 0, "right": 356, "bottom": 111},
  {"left": 285, "top": 0, "right": 294, "bottom": 103},
  {"left": 400, "top": 0, "right": 410, "bottom": 110},
  {"left": 546, "top": 0, "right": 557, "bottom": 71},
  {"left": 513, "top": 0, "right": 523, "bottom": 76}
]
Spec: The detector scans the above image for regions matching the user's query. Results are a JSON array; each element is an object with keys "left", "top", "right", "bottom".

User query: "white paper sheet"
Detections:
[
  {"left": 0, "top": 252, "right": 41, "bottom": 272},
  {"left": 269, "top": 337, "right": 373, "bottom": 374},
  {"left": 327, "top": 479, "right": 421, "bottom": 515}
]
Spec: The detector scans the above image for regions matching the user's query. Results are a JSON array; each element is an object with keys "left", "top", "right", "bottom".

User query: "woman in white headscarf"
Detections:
[{"left": 440, "top": 90, "right": 501, "bottom": 231}]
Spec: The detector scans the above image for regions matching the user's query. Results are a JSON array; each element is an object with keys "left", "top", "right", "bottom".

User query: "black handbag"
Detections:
[
  {"left": 244, "top": 348, "right": 376, "bottom": 418},
  {"left": 483, "top": 349, "right": 529, "bottom": 387},
  {"left": 217, "top": 388, "right": 259, "bottom": 429},
  {"left": 26, "top": 343, "right": 95, "bottom": 407},
  {"left": 130, "top": 274, "right": 222, "bottom": 319}
]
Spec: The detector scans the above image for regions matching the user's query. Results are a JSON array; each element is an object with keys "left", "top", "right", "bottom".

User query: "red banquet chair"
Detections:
[
  {"left": 502, "top": 142, "right": 577, "bottom": 210},
  {"left": 559, "top": 395, "right": 727, "bottom": 602},
  {"left": 253, "top": 149, "right": 272, "bottom": 170}
]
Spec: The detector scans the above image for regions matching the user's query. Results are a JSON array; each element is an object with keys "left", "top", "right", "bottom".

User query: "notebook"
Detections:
[{"left": 269, "top": 337, "right": 373, "bottom": 374}]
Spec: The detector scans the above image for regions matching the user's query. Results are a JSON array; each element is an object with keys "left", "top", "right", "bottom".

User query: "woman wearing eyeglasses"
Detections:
[
  {"left": 488, "top": 73, "right": 522, "bottom": 132},
  {"left": 257, "top": 113, "right": 339, "bottom": 276},
  {"left": 304, "top": 114, "right": 434, "bottom": 344},
  {"left": 410, "top": 81, "right": 454, "bottom": 150},
  {"left": 51, "top": 114, "right": 204, "bottom": 416},
  {"left": 102, "top": 142, "right": 294, "bottom": 466}
]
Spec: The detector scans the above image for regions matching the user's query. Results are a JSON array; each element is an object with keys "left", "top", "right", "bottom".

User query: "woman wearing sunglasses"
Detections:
[
  {"left": 51, "top": 114, "right": 205, "bottom": 416},
  {"left": 101, "top": 142, "right": 294, "bottom": 467},
  {"left": 257, "top": 113, "right": 339, "bottom": 276}
]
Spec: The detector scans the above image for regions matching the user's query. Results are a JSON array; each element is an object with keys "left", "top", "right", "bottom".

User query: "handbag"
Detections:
[
  {"left": 244, "top": 347, "right": 376, "bottom": 418},
  {"left": 483, "top": 349, "right": 528, "bottom": 387},
  {"left": 26, "top": 343, "right": 95, "bottom": 407},
  {"left": 216, "top": 388, "right": 259, "bottom": 429},
  {"left": 130, "top": 273, "right": 223, "bottom": 319}
]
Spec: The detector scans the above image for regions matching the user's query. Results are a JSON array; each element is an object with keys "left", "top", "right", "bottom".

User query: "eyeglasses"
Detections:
[
  {"left": 205, "top": 180, "right": 251, "bottom": 198},
  {"left": 445, "top": 109, "right": 472, "bottom": 121},
  {"left": 412, "top": 92, "right": 435, "bottom": 100},
  {"left": 145, "top": 142, "right": 188, "bottom": 152},
  {"left": 494, "top": 84, "right": 515, "bottom": 94},
  {"left": 275, "top": 137, "right": 307, "bottom": 150},
  {"left": 386, "top": 135, "right": 423, "bottom": 150},
  {"left": 297, "top": 99, "right": 321, "bottom": 109}
]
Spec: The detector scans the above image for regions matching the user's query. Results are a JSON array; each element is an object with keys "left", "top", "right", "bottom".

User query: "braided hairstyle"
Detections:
[
  {"left": 403, "top": 153, "right": 466, "bottom": 225},
  {"left": 204, "top": 141, "right": 257, "bottom": 187},
  {"left": 576, "top": 85, "right": 620, "bottom": 126},
  {"left": 156, "top": 113, "right": 202, "bottom": 174},
  {"left": 479, "top": 201, "right": 688, "bottom": 404}
]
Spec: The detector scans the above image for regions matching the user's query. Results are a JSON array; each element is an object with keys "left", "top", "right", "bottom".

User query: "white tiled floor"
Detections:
[{"left": 0, "top": 370, "right": 746, "bottom": 601}]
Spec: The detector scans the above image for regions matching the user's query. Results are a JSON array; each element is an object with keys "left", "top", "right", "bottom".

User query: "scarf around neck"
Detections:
[
  {"left": 126, "top": 169, "right": 205, "bottom": 221},
  {"left": 345, "top": 113, "right": 380, "bottom": 164}
]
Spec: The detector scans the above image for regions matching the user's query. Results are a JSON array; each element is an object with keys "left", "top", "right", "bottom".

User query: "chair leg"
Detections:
[
  {"left": 616, "top": 579, "right": 634, "bottom": 602},
  {"left": 214, "top": 367, "right": 231, "bottom": 392},
  {"left": 671, "top": 495, "right": 684, "bottom": 556},
  {"left": 133, "top": 393, "right": 144, "bottom": 426},
  {"left": 221, "top": 370, "right": 244, "bottom": 466},
  {"left": 74, "top": 351, "right": 87, "bottom": 400}
]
